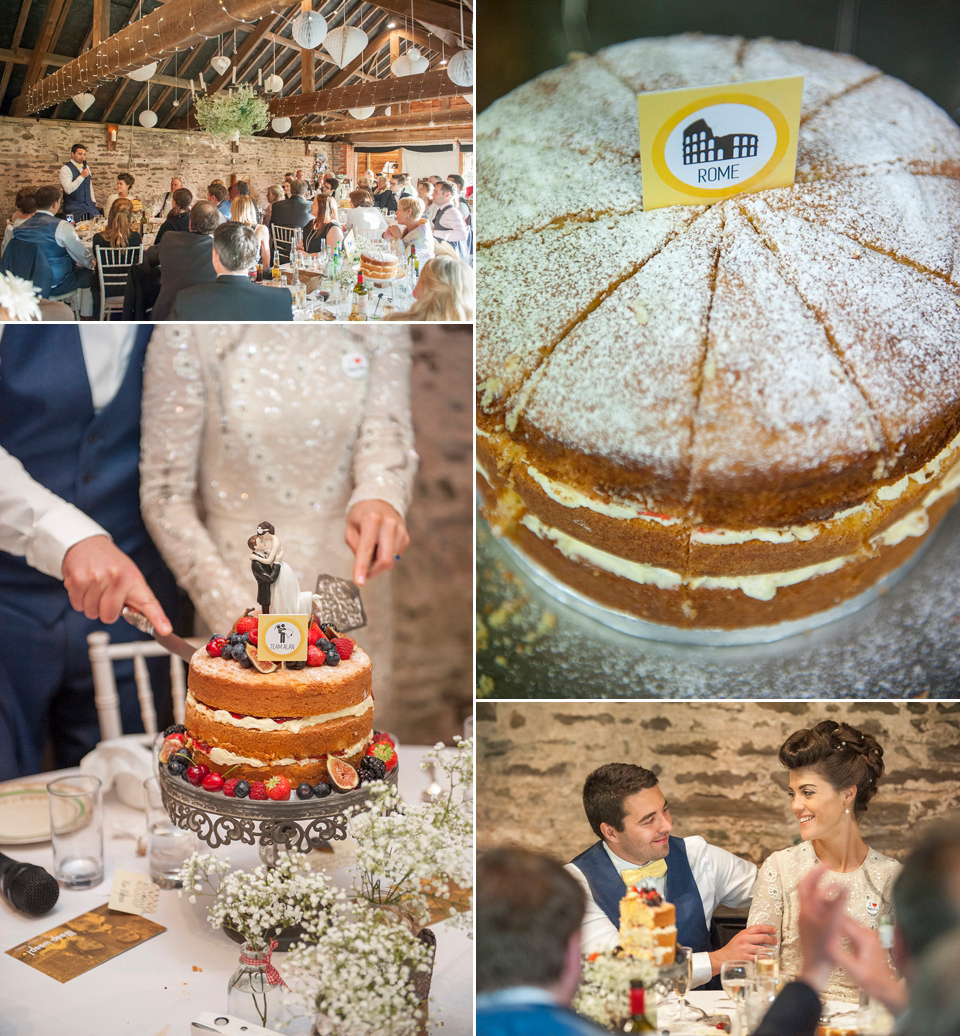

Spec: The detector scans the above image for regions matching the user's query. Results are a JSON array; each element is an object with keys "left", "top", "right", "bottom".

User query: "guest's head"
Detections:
[
  {"left": 105, "top": 198, "right": 135, "bottom": 247},
  {"left": 71, "top": 143, "right": 88, "bottom": 162},
  {"left": 416, "top": 179, "right": 433, "bottom": 203},
  {"left": 399, "top": 255, "right": 474, "bottom": 322},
  {"left": 170, "top": 176, "right": 183, "bottom": 192},
  {"left": 448, "top": 173, "right": 465, "bottom": 193},
  {"left": 233, "top": 181, "right": 249, "bottom": 197},
  {"left": 207, "top": 182, "right": 228, "bottom": 205},
  {"left": 295, "top": 169, "right": 304, "bottom": 179},
  {"left": 396, "top": 196, "right": 424, "bottom": 227},
  {"left": 477, "top": 847, "right": 585, "bottom": 1005},
  {"left": 290, "top": 179, "right": 308, "bottom": 198},
  {"left": 282, "top": 181, "right": 292, "bottom": 197},
  {"left": 905, "top": 926, "right": 960, "bottom": 1036},
  {"left": 14, "top": 188, "right": 37, "bottom": 217},
  {"left": 230, "top": 195, "right": 258, "bottom": 227},
  {"left": 377, "top": 176, "right": 388, "bottom": 191},
  {"left": 312, "top": 193, "right": 338, "bottom": 229},
  {"left": 171, "top": 187, "right": 193, "bottom": 214},
  {"left": 34, "top": 185, "right": 62, "bottom": 213},
  {"left": 284, "top": 172, "right": 294, "bottom": 182},
  {"left": 266, "top": 185, "right": 284, "bottom": 204},
  {"left": 190, "top": 200, "right": 220, "bottom": 236},
  {"left": 116, "top": 172, "right": 135, "bottom": 196},
  {"left": 579, "top": 762, "right": 669, "bottom": 864},
  {"left": 348, "top": 188, "right": 374, "bottom": 209},
  {"left": 212, "top": 222, "right": 259, "bottom": 274},
  {"left": 428, "top": 174, "right": 442, "bottom": 186},
  {"left": 434, "top": 180, "right": 456, "bottom": 206},
  {"left": 325, "top": 177, "right": 340, "bottom": 195},
  {"left": 779, "top": 720, "right": 884, "bottom": 830}
]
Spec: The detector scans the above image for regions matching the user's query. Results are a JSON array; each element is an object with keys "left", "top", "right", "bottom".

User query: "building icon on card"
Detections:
[{"left": 682, "top": 118, "right": 759, "bottom": 165}]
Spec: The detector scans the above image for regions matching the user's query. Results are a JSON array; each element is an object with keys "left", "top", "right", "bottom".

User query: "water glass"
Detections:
[
  {"left": 721, "top": 960, "right": 751, "bottom": 1036},
  {"left": 47, "top": 775, "right": 104, "bottom": 889},
  {"left": 744, "top": 978, "right": 777, "bottom": 1034},
  {"left": 143, "top": 776, "right": 194, "bottom": 888}
]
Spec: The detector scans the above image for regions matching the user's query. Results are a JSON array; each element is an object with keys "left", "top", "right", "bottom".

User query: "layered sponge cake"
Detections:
[
  {"left": 620, "top": 886, "right": 677, "bottom": 964},
  {"left": 476, "top": 35, "right": 960, "bottom": 631}
]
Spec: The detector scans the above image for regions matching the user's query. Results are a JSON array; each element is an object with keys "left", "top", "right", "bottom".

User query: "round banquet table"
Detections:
[
  {"left": 0, "top": 745, "right": 471, "bottom": 1036},
  {"left": 652, "top": 989, "right": 854, "bottom": 1034}
]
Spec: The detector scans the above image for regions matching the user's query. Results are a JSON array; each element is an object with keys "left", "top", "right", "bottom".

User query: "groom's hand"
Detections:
[{"left": 709, "top": 924, "right": 778, "bottom": 975}]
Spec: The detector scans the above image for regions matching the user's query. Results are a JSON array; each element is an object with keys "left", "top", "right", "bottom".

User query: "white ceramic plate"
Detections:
[{"left": 0, "top": 781, "right": 86, "bottom": 845}]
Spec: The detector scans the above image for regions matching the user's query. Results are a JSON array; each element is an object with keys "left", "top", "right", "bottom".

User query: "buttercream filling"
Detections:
[
  {"left": 187, "top": 690, "right": 373, "bottom": 733},
  {"left": 206, "top": 733, "right": 372, "bottom": 769}
]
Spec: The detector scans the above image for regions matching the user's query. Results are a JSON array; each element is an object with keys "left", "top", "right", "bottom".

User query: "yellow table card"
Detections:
[
  {"left": 637, "top": 75, "right": 803, "bottom": 209},
  {"left": 257, "top": 613, "right": 309, "bottom": 662}
]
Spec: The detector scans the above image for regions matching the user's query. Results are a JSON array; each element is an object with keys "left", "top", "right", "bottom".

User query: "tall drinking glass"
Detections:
[
  {"left": 47, "top": 775, "right": 104, "bottom": 889},
  {"left": 674, "top": 944, "right": 694, "bottom": 1022},
  {"left": 720, "top": 959, "right": 752, "bottom": 1036}
]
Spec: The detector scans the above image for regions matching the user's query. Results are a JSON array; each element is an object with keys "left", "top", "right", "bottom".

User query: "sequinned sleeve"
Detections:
[
  {"left": 748, "top": 853, "right": 785, "bottom": 935},
  {"left": 345, "top": 325, "right": 419, "bottom": 518},
  {"left": 139, "top": 326, "right": 253, "bottom": 631}
]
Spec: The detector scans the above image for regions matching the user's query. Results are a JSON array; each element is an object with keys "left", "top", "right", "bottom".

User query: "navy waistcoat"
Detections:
[{"left": 62, "top": 164, "right": 95, "bottom": 218}]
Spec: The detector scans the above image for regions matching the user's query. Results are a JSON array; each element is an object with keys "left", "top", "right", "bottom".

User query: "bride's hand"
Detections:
[{"left": 345, "top": 500, "right": 410, "bottom": 586}]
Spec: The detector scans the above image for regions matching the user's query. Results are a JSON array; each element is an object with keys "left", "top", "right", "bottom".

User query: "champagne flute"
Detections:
[
  {"left": 720, "top": 959, "right": 751, "bottom": 1036},
  {"left": 674, "top": 944, "right": 694, "bottom": 1023}
]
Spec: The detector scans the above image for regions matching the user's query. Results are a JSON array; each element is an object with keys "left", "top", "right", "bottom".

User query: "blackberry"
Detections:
[
  {"left": 162, "top": 724, "right": 187, "bottom": 738},
  {"left": 233, "top": 780, "right": 251, "bottom": 798},
  {"left": 359, "top": 756, "right": 387, "bottom": 781},
  {"left": 313, "top": 782, "right": 332, "bottom": 798},
  {"left": 296, "top": 782, "right": 315, "bottom": 800}
]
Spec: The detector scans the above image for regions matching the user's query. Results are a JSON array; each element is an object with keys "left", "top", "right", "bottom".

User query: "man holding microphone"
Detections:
[{"left": 59, "top": 143, "right": 98, "bottom": 222}]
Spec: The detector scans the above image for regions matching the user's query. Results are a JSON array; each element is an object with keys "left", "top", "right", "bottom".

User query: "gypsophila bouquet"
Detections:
[
  {"left": 194, "top": 85, "right": 269, "bottom": 139},
  {"left": 573, "top": 950, "right": 659, "bottom": 1030},
  {"left": 345, "top": 737, "right": 473, "bottom": 932},
  {"left": 0, "top": 271, "right": 41, "bottom": 321},
  {"left": 284, "top": 900, "right": 435, "bottom": 1036},
  {"left": 178, "top": 850, "right": 339, "bottom": 949}
]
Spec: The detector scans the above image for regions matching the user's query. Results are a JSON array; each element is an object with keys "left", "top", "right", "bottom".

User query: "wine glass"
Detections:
[
  {"left": 720, "top": 959, "right": 751, "bottom": 1036},
  {"left": 674, "top": 944, "right": 694, "bottom": 1022}
]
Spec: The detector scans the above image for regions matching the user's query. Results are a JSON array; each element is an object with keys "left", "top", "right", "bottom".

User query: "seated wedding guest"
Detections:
[
  {"left": 0, "top": 326, "right": 177, "bottom": 779},
  {"left": 374, "top": 176, "right": 397, "bottom": 214},
  {"left": 91, "top": 198, "right": 142, "bottom": 319},
  {"left": 233, "top": 180, "right": 260, "bottom": 222},
  {"left": 207, "top": 181, "right": 230, "bottom": 222},
  {"left": 153, "top": 176, "right": 185, "bottom": 219},
  {"left": 269, "top": 178, "right": 313, "bottom": 260},
  {"left": 12, "top": 184, "right": 94, "bottom": 297},
  {"left": 387, "top": 255, "right": 473, "bottom": 321},
  {"left": 302, "top": 193, "right": 343, "bottom": 253},
  {"left": 748, "top": 720, "right": 901, "bottom": 1002},
  {"left": 430, "top": 180, "right": 469, "bottom": 260},
  {"left": 416, "top": 179, "right": 437, "bottom": 220},
  {"left": 564, "top": 762, "right": 776, "bottom": 988},
  {"left": 383, "top": 197, "right": 435, "bottom": 266},
  {"left": 906, "top": 927, "right": 960, "bottom": 1036},
  {"left": 103, "top": 172, "right": 136, "bottom": 219},
  {"left": 1, "top": 188, "right": 38, "bottom": 254},
  {"left": 147, "top": 199, "right": 219, "bottom": 321},
  {"left": 230, "top": 194, "right": 269, "bottom": 269},
  {"left": 153, "top": 187, "right": 193, "bottom": 246},
  {"left": 262, "top": 184, "right": 283, "bottom": 227},
  {"left": 342, "top": 189, "right": 388, "bottom": 234},
  {"left": 170, "top": 222, "right": 293, "bottom": 321},
  {"left": 477, "top": 847, "right": 609, "bottom": 1036},
  {"left": 391, "top": 173, "right": 415, "bottom": 199}
]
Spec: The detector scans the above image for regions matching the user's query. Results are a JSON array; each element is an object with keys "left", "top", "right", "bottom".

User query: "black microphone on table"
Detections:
[{"left": 0, "top": 851, "right": 59, "bottom": 916}]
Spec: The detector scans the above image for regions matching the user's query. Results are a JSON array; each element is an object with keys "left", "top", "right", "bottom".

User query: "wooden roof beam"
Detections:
[
  {"left": 18, "top": 0, "right": 70, "bottom": 105},
  {"left": 367, "top": 0, "right": 463, "bottom": 36},
  {"left": 270, "top": 67, "right": 460, "bottom": 117},
  {"left": 320, "top": 106, "right": 468, "bottom": 134}
]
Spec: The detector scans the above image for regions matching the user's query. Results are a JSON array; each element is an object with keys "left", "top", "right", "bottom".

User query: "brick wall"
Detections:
[
  {"left": 0, "top": 116, "right": 331, "bottom": 230},
  {"left": 477, "top": 701, "right": 960, "bottom": 864},
  {"left": 329, "top": 142, "right": 355, "bottom": 178}
]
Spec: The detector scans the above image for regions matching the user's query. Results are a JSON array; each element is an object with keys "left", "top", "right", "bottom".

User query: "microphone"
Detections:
[{"left": 0, "top": 851, "right": 60, "bottom": 916}]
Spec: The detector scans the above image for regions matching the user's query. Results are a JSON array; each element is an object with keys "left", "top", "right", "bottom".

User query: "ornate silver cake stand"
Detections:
[{"left": 158, "top": 764, "right": 399, "bottom": 859}]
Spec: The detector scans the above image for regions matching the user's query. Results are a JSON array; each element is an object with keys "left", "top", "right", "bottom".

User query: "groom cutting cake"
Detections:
[{"left": 566, "top": 763, "right": 776, "bottom": 989}]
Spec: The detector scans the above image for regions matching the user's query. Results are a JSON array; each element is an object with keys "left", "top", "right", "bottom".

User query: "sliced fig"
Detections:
[
  {"left": 245, "top": 643, "right": 278, "bottom": 674},
  {"left": 328, "top": 756, "right": 359, "bottom": 791}
]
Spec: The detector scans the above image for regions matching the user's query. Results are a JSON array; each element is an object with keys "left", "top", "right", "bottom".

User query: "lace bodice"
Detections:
[
  {"left": 747, "top": 841, "right": 901, "bottom": 1003},
  {"left": 139, "top": 325, "right": 417, "bottom": 700}
]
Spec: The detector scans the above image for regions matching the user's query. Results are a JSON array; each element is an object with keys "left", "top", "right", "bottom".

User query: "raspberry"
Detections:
[
  {"left": 223, "top": 778, "right": 241, "bottom": 798},
  {"left": 266, "top": 776, "right": 291, "bottom": 801},
  {"left": 206, "top": 636, "right": 227, "bottom": 657},
  {"left": 234, "top": 616, "right": 258, "bottom": 636},
  {"left": 248, "top": 781, "right": 267, "bottom": 800},
  {"left": 306, "top": 644, "right": 325, "bottom": 667},
  {"left": 332, "top": 638, "right": 354, "bottom": 661}
]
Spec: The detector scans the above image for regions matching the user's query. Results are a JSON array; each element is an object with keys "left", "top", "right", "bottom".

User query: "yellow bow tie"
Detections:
[{"left": 621, "top": 859, "right": 667, "bottom": 886}]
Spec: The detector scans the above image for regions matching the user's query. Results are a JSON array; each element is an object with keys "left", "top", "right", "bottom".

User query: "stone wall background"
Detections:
[
  {"left": 477, "top": 701, "right": 960, "bottom": 864},
  {"left": 0, "top": 117, "right": 332, "bottom": 230},
  {"left": 392, "top": 325, "right": 473, "bottom": 746}
]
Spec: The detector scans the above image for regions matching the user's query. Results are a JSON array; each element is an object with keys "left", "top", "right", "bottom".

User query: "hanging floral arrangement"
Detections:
[{"left": 194, "top": 85, "right": 270, "bottom": 139}]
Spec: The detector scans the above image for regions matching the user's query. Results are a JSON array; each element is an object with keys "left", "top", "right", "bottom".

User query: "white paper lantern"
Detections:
[
  {"left": 446, "top": 49, "right": 474, "bottom": 87},
  {"left": 72, "top": 92, "right": 95, "bottom": 112},
  {"left": 408, "top": 51, "right": 429, "bottom": 74},
  {"left": 321, "top": 26, "right": 367, "bottom": 69},
  {"left": 264, "top": 73, "right": 284, "bottom": 92},
  {"left": 127, "top": 62, "right": 158, "bottom": 82},
  {"left": 292, "top": 10, "right": 328, "bottom": 49},
  {"left": 391, "top": 54, "right": 413, "bottom": 78},
  {"left": 348, "top": 106, "right": 375, "bottom": 120},
  {"left": 384, "top": 106, "right": 392, "bottom": 116},
  {"left": 138, "top": 109, "right": 158, "bottom": 128},
  {"left": 210, "top": 55, "right": 231, "bottom": 77},
  {"left": 464, "top": 92, "right": 475, "bottom": 106},
  {"left": 271, "top": 117, "right": 292, "bottom": 134}
]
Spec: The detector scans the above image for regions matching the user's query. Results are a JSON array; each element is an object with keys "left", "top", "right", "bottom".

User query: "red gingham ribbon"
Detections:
[{"left": 239, "top": 939, "right": 286, "bottom": 987}]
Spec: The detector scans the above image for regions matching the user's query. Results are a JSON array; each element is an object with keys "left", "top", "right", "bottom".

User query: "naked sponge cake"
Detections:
[
  {"left": 476, "top": 34, "right": 960, "bottom": 632},
  {"left": 620, "top": 886, "right": 677, "bottom": 964}
]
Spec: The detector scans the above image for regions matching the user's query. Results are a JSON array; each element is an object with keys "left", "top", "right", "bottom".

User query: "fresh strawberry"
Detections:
[
  {"left": 201, "top": 773, "right": 224, "bottom": 792},
  {"left": 248, "top": 780, "right": 267, "bottom": 800},
  {"left": 222, "top": 778, "right": 241, "bottom": 798},
  {"left": 332, "top": 638, "right": 354, "bottom": 661},
  {"left": 234, "top": 616, "right": 258, "bottom": 636},
  {"left": 206, "top": 636, "right": 228, "bottom": 657},
  {"left": 266, "top": 776, "right": 292, "bottom": 801},
  {"left": 367, "top": 739, "right": 398, "bottom": 771},
  {"left": 307, "top": 623, "right": 322, "bottom": 646},
  {"left": 306, "top": 644, "right": 325, "bottom": 667}
]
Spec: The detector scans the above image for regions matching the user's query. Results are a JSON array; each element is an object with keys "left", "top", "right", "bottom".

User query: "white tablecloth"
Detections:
[
  {"left": 656, "top": 989, "right": 851, "bottom": 1034},
  {"left": 0, "top": 745, "right": 471, "bottom": 1036}
]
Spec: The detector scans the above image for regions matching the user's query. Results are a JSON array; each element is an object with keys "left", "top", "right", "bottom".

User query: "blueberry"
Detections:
[
  {"left": 231, "top": 642, "right": 247, "bottom": 662},
  {"left": 167, "top": 758, "right": 186, "bottom": 776},
  {"left": 237, "top": 652, "right": 254, "bottom": 669},
  {"left": 240, "top": 632, "right": 251, "bottom": 644},
  {"left": 220, "top": 643, "right": 232, "bottom": 658},
  {"left": 171, "top": 751, "right": 193, "bottom": 768},
  {"left": 313, "top": 782, "right": 332, "bottom": 798},
  {"left": 162, "top": 724, "right": 187, "bottom": 738},
  {"left": 286, "top": 659, "right": 307, "bottom": 670},
  {"left": 324, "top": 649, "right": 340, "bottom": 666},
  {"left": 316, "top": 637, "right": 332, "bottom": 652},
  {"left": 296, "top": 782, "right": 315, "bottom": 800},
  {"left": 234, "top": 780, "right": 250, "bottom": 798}
]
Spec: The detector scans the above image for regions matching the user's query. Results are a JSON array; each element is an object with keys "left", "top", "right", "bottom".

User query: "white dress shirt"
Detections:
[
  {"left": 565, "top": 836, "right": 757, "bottom": 988},
  {"left": 431, "top": 201, "right": 468, "bottom": 243},
  {"left": 59, "top": 161, "right": 97, "bottom": 204},
  {"left": 46, "top": 215, "right": 95, "bottom": 269},
  {"left": 0, "top": 328, "right": 138, "bottom": 577}
]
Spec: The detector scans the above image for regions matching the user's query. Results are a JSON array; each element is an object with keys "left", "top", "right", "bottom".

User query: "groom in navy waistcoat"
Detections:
[
  {"left": 0, "top": 326, "right": 179, "bottom": 778},
  {"left": 566, "top": 762, "right": 777, "bottom": 990}
]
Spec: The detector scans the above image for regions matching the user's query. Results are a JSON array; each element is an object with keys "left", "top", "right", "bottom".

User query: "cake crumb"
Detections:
[
  {"left": 192, "top": 966, "right": 202, "bottom": 972},
  {"left": 630, "top": 300, "right": 649, "bottom": 325}
]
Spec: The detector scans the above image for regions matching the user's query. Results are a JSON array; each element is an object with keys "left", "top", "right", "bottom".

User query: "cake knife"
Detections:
[{"left": 121, "top": 607, "right": 198, "bottom": 662}]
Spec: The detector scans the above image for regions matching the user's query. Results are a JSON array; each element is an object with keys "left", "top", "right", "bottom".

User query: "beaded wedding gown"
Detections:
[{"left": 140, "top": 324, "right": 417, "bottom": 722}]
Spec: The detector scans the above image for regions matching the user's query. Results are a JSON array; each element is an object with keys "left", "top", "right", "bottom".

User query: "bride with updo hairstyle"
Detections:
[{"left": 747, "top": 720, "right": 901, "bottom": 1003}]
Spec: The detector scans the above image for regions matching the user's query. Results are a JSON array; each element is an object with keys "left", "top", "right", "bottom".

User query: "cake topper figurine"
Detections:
[{"left": 248, "top": 521, "right": 320, "bottom": 617}]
